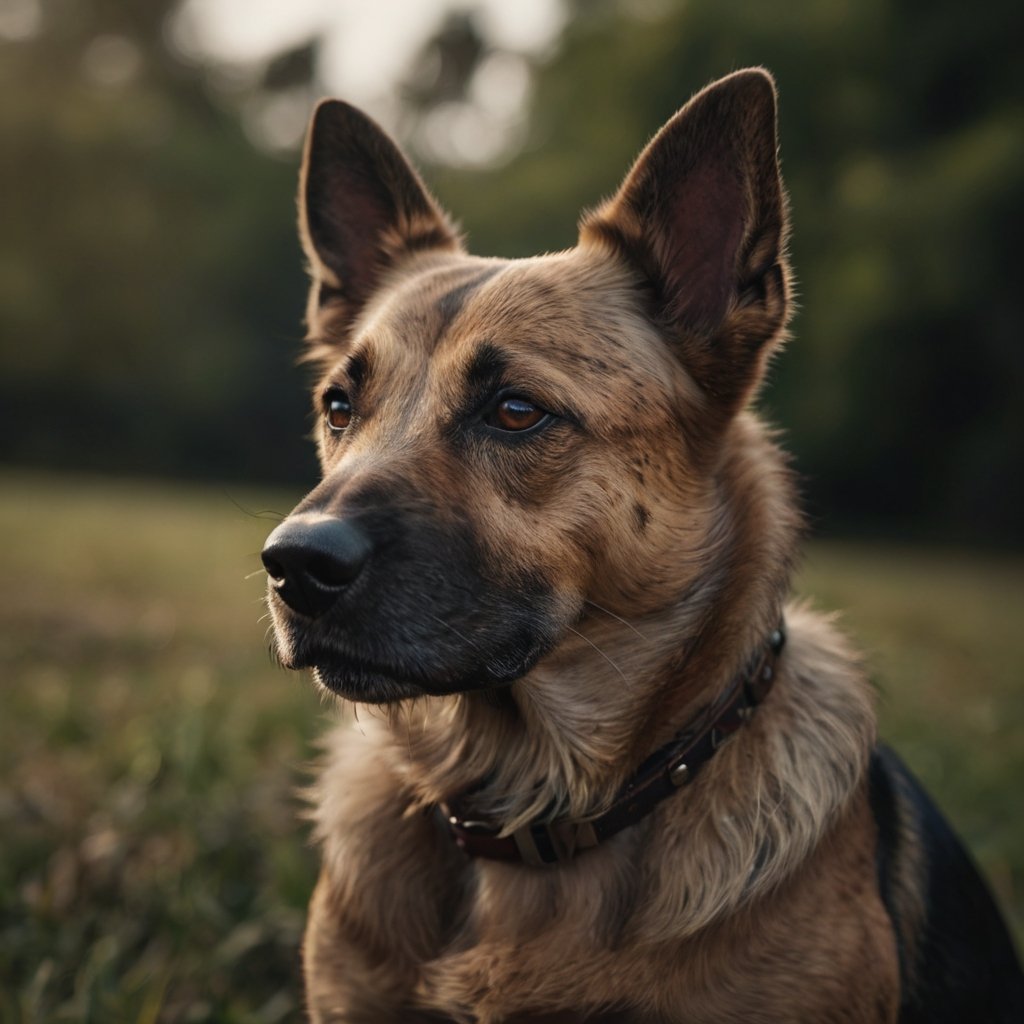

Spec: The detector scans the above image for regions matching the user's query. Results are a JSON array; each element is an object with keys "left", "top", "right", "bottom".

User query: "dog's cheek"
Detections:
[
  {"left": 453, "top": 435, "right": 589, "bottom": 573},
  {"left": 466, "top": 447, "right": 669, "bottom": 616},
  {"left": 467, "top": 428, "right": 581, "bottom": 512},
  {"left": 460, "top": 493, "right": 588, "bottom": 635},
  {"left": 570, "top": 442, "right": 715, "bottom": 612}
]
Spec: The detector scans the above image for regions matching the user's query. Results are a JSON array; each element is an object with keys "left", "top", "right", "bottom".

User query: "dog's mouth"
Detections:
[
  {"left": 292, "top": 644, "right": 455, "bottom": 703},
  {"left": 308, "top": 653, "right": 443, "bottom": 703},
  {"left": 279, "top": 630, "right": 551, "bottom": 704}
]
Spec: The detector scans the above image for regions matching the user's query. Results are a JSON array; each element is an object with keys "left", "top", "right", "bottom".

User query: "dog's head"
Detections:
[{"left": 263, "top": 69, "right": 791, "bottom": 704}]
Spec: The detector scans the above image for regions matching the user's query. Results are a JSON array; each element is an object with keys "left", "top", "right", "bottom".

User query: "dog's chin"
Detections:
[
  {"left": 270, "top": 603, "right": 561, "bottom": 704},
  {"left": 299, "top": 650, "right": 538, "bottom": 705},
  {"left": 310, "top": 662, "right": 436, "bottom": 704}
]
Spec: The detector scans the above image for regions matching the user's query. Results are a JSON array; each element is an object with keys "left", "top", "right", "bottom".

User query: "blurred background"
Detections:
[{"left": 1, "top": 0, "right": 1021, "bottom": 1020}]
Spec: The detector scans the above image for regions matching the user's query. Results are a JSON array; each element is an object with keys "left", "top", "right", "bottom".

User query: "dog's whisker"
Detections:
[
  {"left": 264, "top": 639, "right": 280, "bottom": 667},
  {"left": 583, "top": 599, "right": 646, "bottom": 640},
  {"left": 426, "top": 612, "right": 485, "bottom": 652},
  {"left": 223, "top": 491, "right": 289, "bottom": 521},
  {"left": 564, "top": 624, "right": 632, "bottom": 690},
  {"left": 352, "top": 704, "right": 370, "bottom": 738}
]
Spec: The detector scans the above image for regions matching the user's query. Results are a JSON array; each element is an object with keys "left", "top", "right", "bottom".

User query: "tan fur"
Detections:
[
  {"left": 268, "top": 71, "right": 909, "bottom": 1022},
  {"left": 303, "top": 606, "right": 890, "bottom": 1022}
]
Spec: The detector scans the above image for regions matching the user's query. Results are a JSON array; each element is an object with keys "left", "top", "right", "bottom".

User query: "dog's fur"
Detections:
[{"left": 263, "top": 69, "right": 1023, "bottom": 1022}]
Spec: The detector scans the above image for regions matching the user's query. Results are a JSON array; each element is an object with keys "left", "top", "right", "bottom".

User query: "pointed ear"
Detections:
[
  {"left": 579, "top": 69, "right": 791, "bottom": 412},
  {"left": 299, "top": 100, "right": 460, "bottom": 332}
]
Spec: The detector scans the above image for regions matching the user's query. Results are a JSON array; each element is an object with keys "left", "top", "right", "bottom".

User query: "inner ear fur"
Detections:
[
  {"left": 579, "top": 68, "right": 791, "bottom": 413},
  {"left": 299, "top": 100, "right": 460, "bottom": 335}
]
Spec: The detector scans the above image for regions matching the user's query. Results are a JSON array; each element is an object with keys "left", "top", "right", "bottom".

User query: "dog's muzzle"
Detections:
[
  {"left": 260, "top": 502, "right": 561, "bottom": 701},
  {"left": 261, "top": 515, "right": 372, "bottom": 618}
]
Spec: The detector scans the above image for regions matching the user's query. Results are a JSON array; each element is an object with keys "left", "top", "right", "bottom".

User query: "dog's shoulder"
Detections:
[{"left": 868, "top": 744, "right": 1024, "bottom": 1022}]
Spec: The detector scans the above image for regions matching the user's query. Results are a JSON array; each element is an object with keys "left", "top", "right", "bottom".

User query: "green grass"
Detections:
[
  {"left": 799, "top": 543, "right": 1024, "bottom": 932},
  {"left": 1, "top": 470, "right": 1021, "bottom": 1021},
  {"left": 0, "top": 471, "right": 317, "bottom": 1023}
]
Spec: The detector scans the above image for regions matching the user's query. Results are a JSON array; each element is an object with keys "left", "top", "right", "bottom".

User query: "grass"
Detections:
[
  {"left": 0, "top": 469, "right": 1021, "bottom": 1021},
  {"left": 0, "top": 471, "right": 317, "bottom": 1023}
]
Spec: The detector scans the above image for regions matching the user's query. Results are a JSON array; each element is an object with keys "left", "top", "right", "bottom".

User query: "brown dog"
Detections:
[{"left": 261, "top": 69, "right": 1023, "bottom": 1022}]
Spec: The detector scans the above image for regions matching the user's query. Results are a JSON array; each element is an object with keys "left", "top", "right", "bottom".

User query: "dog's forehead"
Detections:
[
  {"left": 329, "top": 255, "right": 499, "bottom": 376},
  {"left": 347, "top": 250, "right": 683, "bottom": 407}
]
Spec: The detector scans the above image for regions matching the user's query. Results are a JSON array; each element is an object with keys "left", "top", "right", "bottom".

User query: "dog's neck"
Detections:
[{"left": 376, "top": 414, "right": 801, "bottom": 833}]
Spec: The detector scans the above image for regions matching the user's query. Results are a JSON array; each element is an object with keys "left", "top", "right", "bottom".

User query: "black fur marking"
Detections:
[
  {"left": 436, "top": 268, "right": 501, "bottom": 331},
  {"left": 346, "top": 350, "right": 370, "bottom": 392},
  {"left": 316, "top": 282, "right": 345, "bottom": 309},
  {"left": 867, "top": 748, "right": 908, "bottom": 989},
  {"left": 405, "top": 225, "right": 456, "bottom": 255},
  {"left": 632, "top": 502, "right": 651, "bottom": 533},
  {"left": 464, "top": 341, "right": 510, "bottom": 392},
  {"left": 870, "top": 745, "right": 1024, "bottom": 1022}
]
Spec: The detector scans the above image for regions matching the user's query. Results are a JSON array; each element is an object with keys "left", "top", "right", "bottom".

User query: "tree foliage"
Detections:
[
  {"left": 1, "top": 0, "right": 1021, "bottom": 540},
  {"left": 426, "top": 0, "right": 1024, "bottom": 541},
  {"left": 0, "top": 0, "right": 316, "bottom": 484}
]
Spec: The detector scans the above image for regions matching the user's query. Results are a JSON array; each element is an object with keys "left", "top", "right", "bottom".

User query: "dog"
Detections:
[{"left": 261, "top": 69, "right": 1023, "bottom": 1022}]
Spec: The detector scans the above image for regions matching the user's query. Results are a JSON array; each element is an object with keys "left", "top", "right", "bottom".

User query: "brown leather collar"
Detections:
[{"left": 441, "top": 624, "right": 786, "bottom": 866}]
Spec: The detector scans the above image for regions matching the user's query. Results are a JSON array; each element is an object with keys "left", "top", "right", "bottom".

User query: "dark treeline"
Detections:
[{"left": 1, "top": 0, "right": 1021, "bottom": 542}]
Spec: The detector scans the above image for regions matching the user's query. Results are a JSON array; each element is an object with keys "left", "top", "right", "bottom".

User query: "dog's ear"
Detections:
[
  {"left": 579, "top": 69, "right": 790, "bottom": 414},
  {"left": 300, "top": 100, "right": 460, "bottom": 332}
]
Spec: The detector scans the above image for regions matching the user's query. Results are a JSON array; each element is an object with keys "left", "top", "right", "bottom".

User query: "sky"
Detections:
[
  {"left": 172, "top": 0, "right": 567, "bottom": 159},
  {"left": 0, "top": 0, "right": 568, "bottom": 163},
  {"left": 175, "top": 0, "right": 565, "bottom": 90}
]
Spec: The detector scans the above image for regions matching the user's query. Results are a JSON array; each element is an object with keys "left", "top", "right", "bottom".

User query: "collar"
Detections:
[{"left": 441, "top": 624, "right": 786, "bottom": 866}]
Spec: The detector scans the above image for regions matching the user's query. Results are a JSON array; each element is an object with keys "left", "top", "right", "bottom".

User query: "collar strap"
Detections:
[{"left": 441, "top": 624, "right": 785, "bottom": 867}]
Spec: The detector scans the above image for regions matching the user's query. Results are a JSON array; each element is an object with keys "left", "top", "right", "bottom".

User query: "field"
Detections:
[{"left": 1, "top": 470, "right": 1021, "bottom": 1021}]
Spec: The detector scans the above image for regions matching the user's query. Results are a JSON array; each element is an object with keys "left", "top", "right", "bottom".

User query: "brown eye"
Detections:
[
  {"left": 324, "top": 389, "right": 352, "bottom": 431},
  {"left": 488, "top": 396, "right": 547, "bottom": 432}
]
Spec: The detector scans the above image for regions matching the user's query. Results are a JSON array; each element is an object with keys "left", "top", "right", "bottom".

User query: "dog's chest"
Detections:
[
  {"left": 409, "top": 804, "right": 899, "bottom": 1023},
  {"left": 412, "top": 923, "right": 652, "bottom": 1023}
]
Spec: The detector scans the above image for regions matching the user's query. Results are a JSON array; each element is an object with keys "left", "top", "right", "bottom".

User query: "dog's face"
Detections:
[{"left": 263, "top": 70, "right": 790, "bottom": 704}]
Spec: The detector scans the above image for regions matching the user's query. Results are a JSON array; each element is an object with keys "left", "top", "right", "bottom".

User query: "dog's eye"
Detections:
[
  {"left": 324, "top": 389, "right": 352, "bottom": 432},
  {"left": 486, "top": 397, "right": 548, "bottom": 433}
]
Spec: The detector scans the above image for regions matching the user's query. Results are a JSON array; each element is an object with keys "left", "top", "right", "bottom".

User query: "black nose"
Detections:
[{"left": 261, "top": 516, "right": 372, "bottom": 618}]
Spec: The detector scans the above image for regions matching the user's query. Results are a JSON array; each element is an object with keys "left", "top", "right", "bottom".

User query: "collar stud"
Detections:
[{"left": 669, "top": 759, "right": 691, "bottom": 787}]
